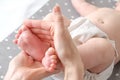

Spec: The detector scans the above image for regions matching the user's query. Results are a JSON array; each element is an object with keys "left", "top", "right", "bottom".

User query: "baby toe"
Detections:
[
  {"left": 50, "top": 55, "right": 58, "bottom": 59},
  {"left": 51, "top": 59, "right": 57, "bottom": 64}
]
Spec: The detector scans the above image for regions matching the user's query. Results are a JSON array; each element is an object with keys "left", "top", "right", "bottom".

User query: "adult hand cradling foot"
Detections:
[{"left": 4, "top": 5, "right": 84, "bottom": 80}]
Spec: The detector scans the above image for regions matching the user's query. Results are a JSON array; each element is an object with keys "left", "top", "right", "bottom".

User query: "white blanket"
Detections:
[{"left": 0, "top": 0, "right": 48, "bottom": 42}]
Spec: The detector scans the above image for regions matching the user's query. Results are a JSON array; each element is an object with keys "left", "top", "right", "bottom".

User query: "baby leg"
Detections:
[
  {"left": 17, "top": 27, "right": 50, "bottom": 61},
  {"left": 115, "top": 0, "right": 120, "bottom": 11},
  {"left": 71, "top": 0, "right": 99, "bottom": 16}
]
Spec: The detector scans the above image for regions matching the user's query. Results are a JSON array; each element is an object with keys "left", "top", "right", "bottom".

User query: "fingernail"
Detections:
[{"left": 53, "top": 3, "right": 60, "bottom": 13}]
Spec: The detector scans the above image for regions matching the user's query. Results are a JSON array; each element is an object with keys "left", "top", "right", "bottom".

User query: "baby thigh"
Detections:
[{"left": 77, "top": 37, "right": 115, "bottom": 73}]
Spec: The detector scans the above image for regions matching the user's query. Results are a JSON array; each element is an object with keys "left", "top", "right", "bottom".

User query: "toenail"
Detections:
[
  {"left": 51, "top": 59, "right": 57, "bottom": 63},
  {"left": 50, "top": 55, "right": 57, "bottom": 59}
]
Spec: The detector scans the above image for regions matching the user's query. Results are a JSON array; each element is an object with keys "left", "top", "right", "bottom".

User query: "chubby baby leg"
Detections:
[
  {"left": 17, "top": 27, "right": 50, "bottom": 61},
  {"left": 115, "top": 0, "right": 120, "bottom": 11},
  {"left": 42, "top": 47, "right": 59, "bottom": 72},
  {"left": 71, "top": 0, "right": 98, "bottom": 16}
]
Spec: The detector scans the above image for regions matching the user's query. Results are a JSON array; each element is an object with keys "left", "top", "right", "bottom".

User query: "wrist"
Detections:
[
  {"left": 63, "top": 54, "right": 84, "bottom": 80},
  {"left": 64, "top": 63, "right": 84, "bottom": 80}
]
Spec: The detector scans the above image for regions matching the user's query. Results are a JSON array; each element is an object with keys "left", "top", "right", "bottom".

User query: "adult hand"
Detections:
[
  {"left": 52, "top": 5, "right": 84, "bottom": 80},
  {"left": 20, "top": 10, "right": 71, "bottom": 45},
  {"left": 10, "top": 5, "right": 84, "bottom": 80},
  {"left": 4, "top": 51, "right": 58, "bottom": 80}
]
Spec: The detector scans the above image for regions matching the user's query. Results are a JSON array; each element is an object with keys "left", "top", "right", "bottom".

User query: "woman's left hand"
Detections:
[{"left": 4, "top": 51, "right": 58, "bottom": 80}]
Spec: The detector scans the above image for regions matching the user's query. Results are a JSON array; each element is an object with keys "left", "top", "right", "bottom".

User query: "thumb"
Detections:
[
  {"left": 52, "top": 4, "right": 66, "bottom": 36},
  {"left": 52, "top": 5, "right": 80, "bottom": 64},
  {"left": 52, "top": 5, "right": 73, "bottom": 60}
]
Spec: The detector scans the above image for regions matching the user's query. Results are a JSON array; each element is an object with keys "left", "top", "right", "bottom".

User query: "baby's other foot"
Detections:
[
  {"left": 18, "top": 27, "right": 50, "bottom": 61},
  {"left": 42, "top": 47, "right": 58, "bottom": 72}
]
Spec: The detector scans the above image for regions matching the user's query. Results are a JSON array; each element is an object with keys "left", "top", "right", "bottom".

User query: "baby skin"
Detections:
[
  {"left": 15, "top": 0, "right": 120, "bottom": 77},
  {"left": 71, "top": 0, "right": 120, "bottom": 64},
  {"left": 14, "top": 6, "right": 70, "bottom": 72},
  {"left": 14, "top": 25, "right": 58, "bottom": 72}
]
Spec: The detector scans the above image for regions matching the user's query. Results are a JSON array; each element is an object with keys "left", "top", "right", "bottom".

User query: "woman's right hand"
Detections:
[{"left": 52, "top": 5, "right": 84, "bottom": 80}]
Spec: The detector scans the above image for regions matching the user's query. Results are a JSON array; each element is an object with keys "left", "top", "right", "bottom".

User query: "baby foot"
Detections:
[
  {"left": 17, "top": 27, "right": 50, "bottom": 61},
  {"left": 42, "top": 47, "right": 58, "bottom": 72}
]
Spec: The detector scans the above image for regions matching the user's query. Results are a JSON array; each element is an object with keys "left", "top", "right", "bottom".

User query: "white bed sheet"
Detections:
[{"left": 0, "top": 0, "right": 49, "bottom": 42}]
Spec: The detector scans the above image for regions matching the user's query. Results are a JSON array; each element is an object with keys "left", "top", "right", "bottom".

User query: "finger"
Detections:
[
  {"left": 24, "top": 19, "right": 52, "bottom": 30},
  {"left": 53, "top": 5, "right": 79, "bottom": 62},
  {"left": 37, "top": 34, "right": 53, "bottom": 40},
  {"left": 45, "top": 47, "right": 55, "bottom": 56},
  {"left": 53, "top": 5, "right": 69, "bottom": 48},
  {"left": 14, "top": 25, "right": 26, "bottom": 44},
  {"left": 53, "top": 5, "right": 75, "bottom": 46},
  {"left": 31, "top": 28, "right": 50, "bottom": 34},
  {"left": 13, "top": 25, "right": 29, "bottom": 45},
  {"left": 15, "top": 26, "right": 23, "bottom": 39},
  {"left": 40, "top": 39, "right": 53, "bottom": 44},
  {"left": 53, "top": 4, "right": 65, "bottom": 35}
]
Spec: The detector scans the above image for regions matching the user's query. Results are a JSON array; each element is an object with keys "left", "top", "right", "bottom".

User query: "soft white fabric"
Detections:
[
  {"left": 0, "top": 0, "right": 49, "bottom": 42},
  {"left": 69, "top": 17, "right": 119, "bottom": 57},
  {"left": 51, "top": 17, "right": 117, "bottom": 80},
  {"left": 84, "top": 61, "right": 114, "bottom": 80},
  {"left": 69, "top": 17, "right": 108, "bottom": 44}
]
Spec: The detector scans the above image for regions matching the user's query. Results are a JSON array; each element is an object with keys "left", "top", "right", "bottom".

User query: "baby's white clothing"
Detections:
[{"left": 51, "top": 17, "right": 118, "bottom": 80}]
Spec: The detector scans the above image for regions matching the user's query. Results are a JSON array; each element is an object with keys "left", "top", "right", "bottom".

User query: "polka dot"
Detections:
[
  {"left": 114, "top": 0, "right": 118, "bottom": 2},
  {"left": 46, "top": 3, "right": 49, "bottom": 6},
  {"left": 64, "top": 2, "right": 68, "bottom": 6},
  {"left": 108, "top": 0, "right": 112, "bottom": 3},
  {"left": 42, "top": 16, "right": 45, "bottom": 19},
  {"left": 6, "top": 47, "right": 11, "bottom": 50},
  {"left": 4, "top": 38, "right": 8, "bottom": 42},
  {"left": 8, "top": 56, "right": 13, "bottom": 59},
  {"left": 49, "top": 9, "right": 52, "bottom": 12},
  {"left": 91, "top": 1, "right": 95, "bottom": 4},
  {"left": 0, "top": 75, "right": 4, "bottom": 79},
  {"left": 112, "top": 6, "right": 115, "bottom": 8},
  {"left": 70, "top": 19, "right": 73, "bottom": 21},
  {"left": 67, "top": 9, "right": 71, "bottom": 12},
  {"left": 14, "top": 30, "right": 18, "bottom": 33},
  {"left": 100, "top": 0, "right": 104, "bottom": 3},
  {"left": 0, "top": 65, "right": 2, "bottom": 69},
  {"left": 31, "top": 16, "right": 35, "bottom": 19},
  {"left": 71, "top": 16, "right": 75, "bottom": 19},
  {"left": 115, "top": 73, "right": 120, "bottom": 76},
  {"left": 39, "top": 9, "right": 43, "bottom": 12},
  {"left": 17, "top": 46, "right": 21, "bottom": 49}
]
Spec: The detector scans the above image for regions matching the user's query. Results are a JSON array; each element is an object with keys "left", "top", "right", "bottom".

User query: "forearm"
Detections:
[
  {"left": 4, "top": 67, "right": 16, "bottom": 80},
  {"left": 4, "top": 70, "right": 25, "bottom": 80},
  {"left": 64, "top": 58, "right": 84, "bottom": 80}
]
